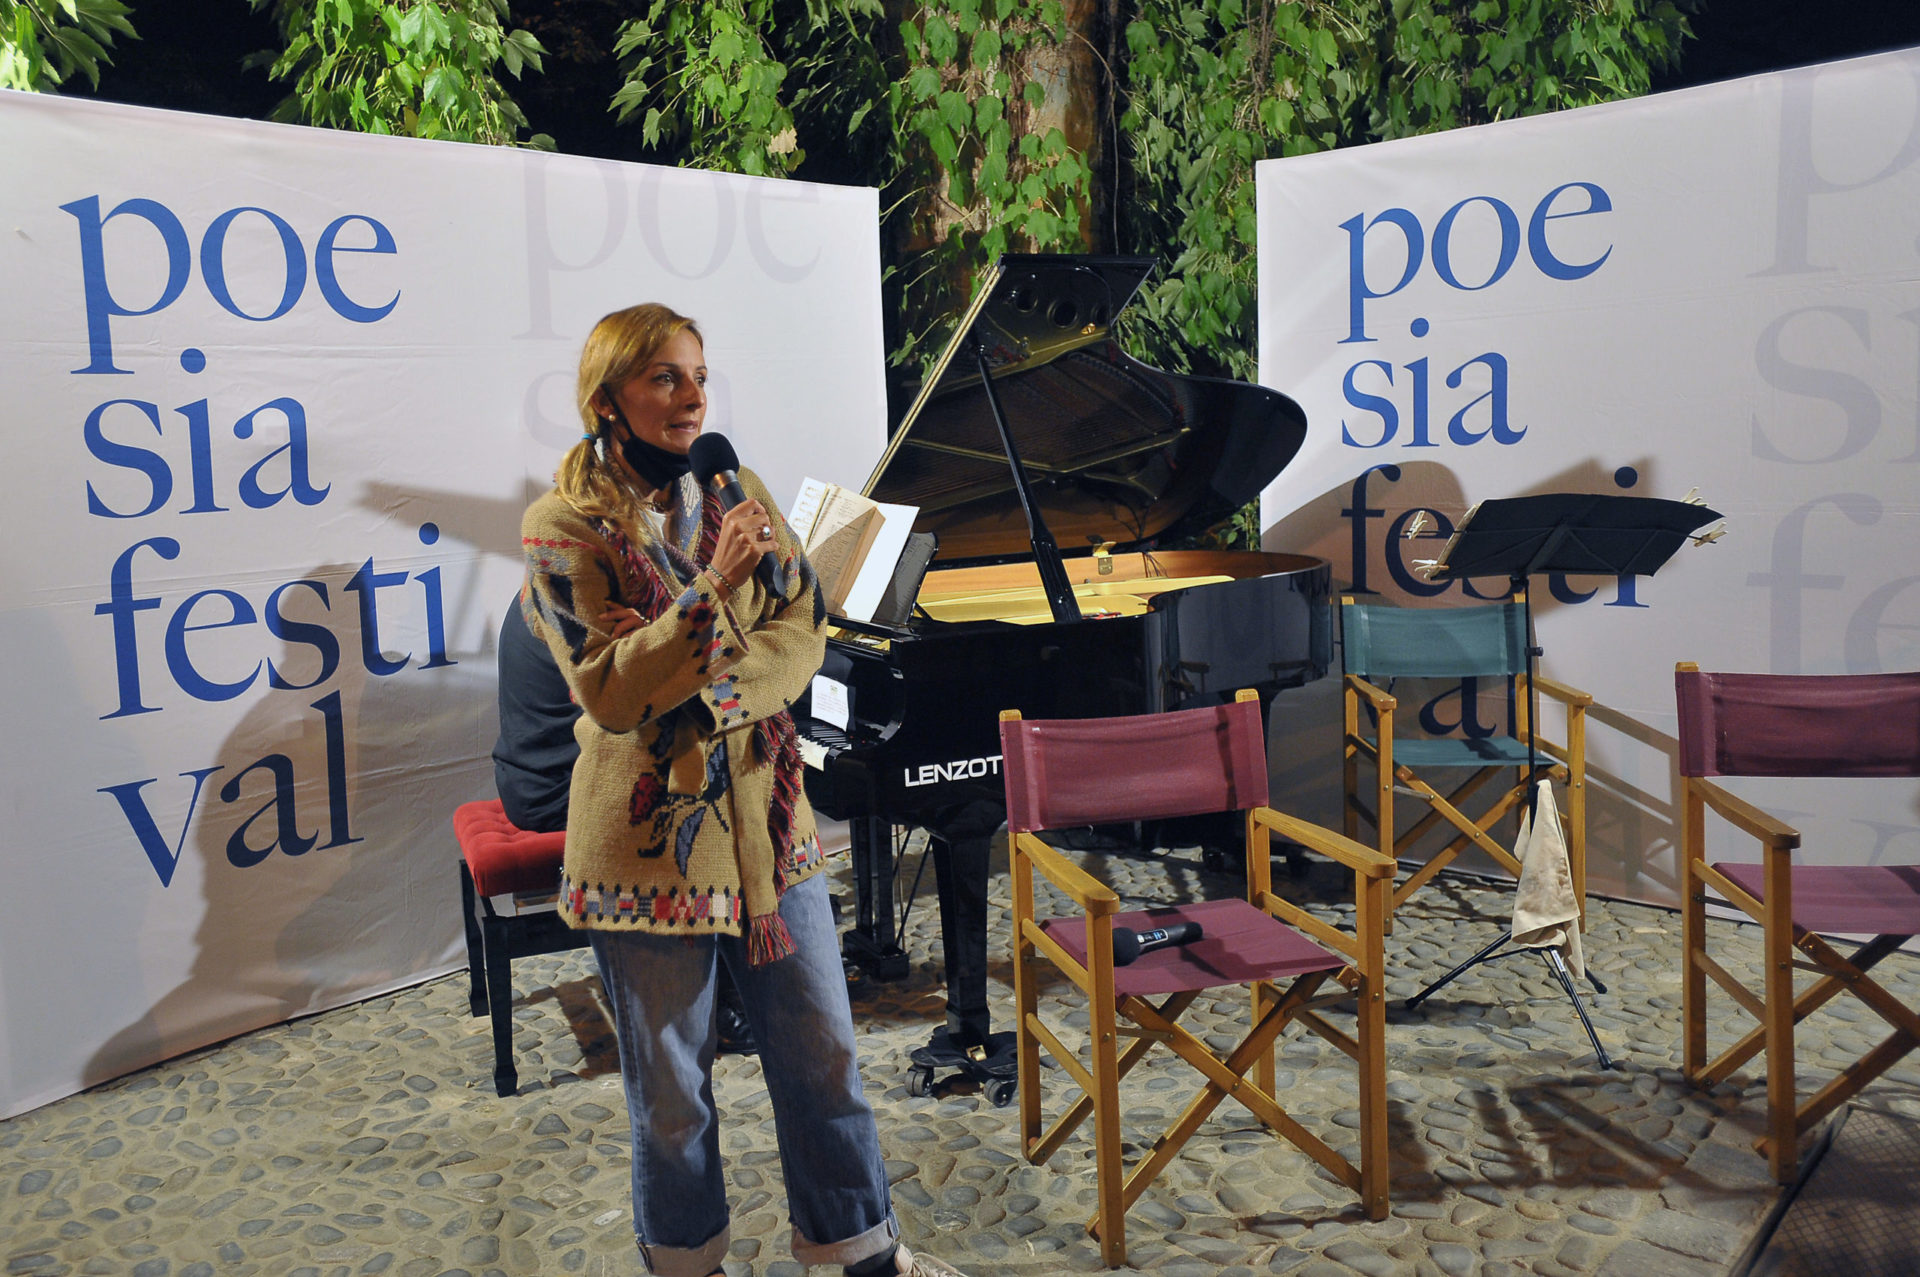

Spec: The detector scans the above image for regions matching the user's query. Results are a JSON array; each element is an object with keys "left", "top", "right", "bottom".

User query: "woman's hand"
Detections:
[
  {"left": 601, "top": 604, "right": 642, "bottom": 639},
  {"left": 710, "top": 499, "right": 773, "bottom": 589}
]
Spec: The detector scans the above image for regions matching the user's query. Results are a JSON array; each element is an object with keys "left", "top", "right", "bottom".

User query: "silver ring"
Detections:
[{"left": 758, "top": 525, "right": 773, "bottom": 540}]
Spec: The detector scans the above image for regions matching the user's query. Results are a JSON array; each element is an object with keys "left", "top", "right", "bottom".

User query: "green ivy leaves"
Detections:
[
  {"left": 249, "top": 0, "right": 551, "bottom": 148},
  {"left": 886, "top": 0, "right": 1088, "bottom": 371},
  {"left": 0, "top": 0, "right": 137, "bottom": 92},
  {"left": 611, "top": 0, "right": 869, "bottom": 178},
  {"left": 1116, "top": 0, "right": 1697, "bottom": 391}
]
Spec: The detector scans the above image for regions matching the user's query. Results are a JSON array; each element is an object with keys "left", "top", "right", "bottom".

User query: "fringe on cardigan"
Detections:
[
  {"left": 742, "top": 711, "right": 807, "bottom": 966},
  {"left": 747, "top": 912, "right": 797, "bottom": 966},
  {"left": 757, "top": 713, "right": 806, "bottom": 895}
]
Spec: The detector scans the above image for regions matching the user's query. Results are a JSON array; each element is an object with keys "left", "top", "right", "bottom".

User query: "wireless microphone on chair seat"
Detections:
[
  {"left": 1112, "top": 921, "right": 1203, "bottom": 966},
  {"left": 688, "top": 433, "right": 787, "bottom": 599}
]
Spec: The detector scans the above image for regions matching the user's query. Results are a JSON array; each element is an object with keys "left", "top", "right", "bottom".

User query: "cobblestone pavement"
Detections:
[{"left": 8, "top": 841, "right": 1920, "bottom": 1277}]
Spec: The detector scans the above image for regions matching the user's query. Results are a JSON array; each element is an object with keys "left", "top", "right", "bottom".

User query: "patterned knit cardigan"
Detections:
[{"left": 518, "top": 467, "right": 827, "bottom": 964}]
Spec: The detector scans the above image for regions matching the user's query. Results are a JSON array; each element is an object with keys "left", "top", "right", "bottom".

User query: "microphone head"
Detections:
[
  {"left": 1111, "top": 927, "right": 1141, "bottom": 967},
  {"left": 687, "top": 432, "right": 739, "bottom": 488}
]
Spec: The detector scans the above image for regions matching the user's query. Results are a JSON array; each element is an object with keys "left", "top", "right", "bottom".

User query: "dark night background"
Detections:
[{"left": 67, "top": 3, "right": 1920, "bottom": 169}]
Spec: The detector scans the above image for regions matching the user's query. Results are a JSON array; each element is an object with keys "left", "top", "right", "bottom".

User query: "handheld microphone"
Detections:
[
  {"left": 688, "top": 433, "right": 787, "bottom": 600},
  {"left": 1111, "top": 921, "right": 1203, "bottom": 966}
]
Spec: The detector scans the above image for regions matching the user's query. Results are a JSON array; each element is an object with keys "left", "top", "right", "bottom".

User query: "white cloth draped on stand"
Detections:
[{"left": 1510, "top": 778, "right": 1585, "bottom": 979}]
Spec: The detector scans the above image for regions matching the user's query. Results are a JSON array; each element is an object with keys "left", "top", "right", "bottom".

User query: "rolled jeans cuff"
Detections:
[
  {"left": 791, "top": 1211, "right": 899, "bottom": 1269},
  {"left": 637, "top": 1225, "right": 730, "bottom": 1277}
]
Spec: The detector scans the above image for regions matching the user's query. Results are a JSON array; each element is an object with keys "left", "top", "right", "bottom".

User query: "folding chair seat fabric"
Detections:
[
  {"left": 1002, "top": 691, "right": 1394, "bottom": 1266},
  {"left": 453, "top": 799, "right": 585, "bottom": 1096},
  {"left": 1713, "top": 864, "right": 1920, "bottom": 938},
  {"left": 1675, "top": 664, "right": 1920, "bottom": 1182},
  {"left": 1039, "top": 897, "right": 1346, "bottom": 997},
  {"left": 1341, "top": 596, "right": 1590, "bottom": 927}
]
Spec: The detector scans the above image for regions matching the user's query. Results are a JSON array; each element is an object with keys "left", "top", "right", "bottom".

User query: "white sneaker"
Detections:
[{"left": 893, "top": 1245, "right": 971, "bottom": 1277}]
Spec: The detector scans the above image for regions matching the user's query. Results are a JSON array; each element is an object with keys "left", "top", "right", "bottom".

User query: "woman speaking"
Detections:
[{"left": 518, "top": 303, "right": 966, "bottom": 1277}]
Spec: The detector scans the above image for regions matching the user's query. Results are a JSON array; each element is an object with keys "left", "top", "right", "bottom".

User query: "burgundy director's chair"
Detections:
[
  {"left": 1675, "top": 663, "right": 1920, "bottom": 1181},
  {"left": 1001, "top": 690, "right": 1394, "bottom": 1266}
]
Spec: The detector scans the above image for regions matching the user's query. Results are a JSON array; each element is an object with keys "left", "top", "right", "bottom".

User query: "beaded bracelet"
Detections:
[{"left": 705, "top": 568, "right": 734, "bottom": 600}]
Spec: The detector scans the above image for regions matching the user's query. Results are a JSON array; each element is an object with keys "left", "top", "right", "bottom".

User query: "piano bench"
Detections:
[{"left": 453, "top": 800, "right": 585, "bottom": 1097}]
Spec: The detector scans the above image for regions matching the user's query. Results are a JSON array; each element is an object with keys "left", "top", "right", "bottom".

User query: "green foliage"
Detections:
[
  {"left": 0, "top": 0, "right": 137, "bottom": 92},
  {"left": 1379, "top": 0, "right": 1699, "bottom": 134},
  {"left": 611, "top": 1, "right": 1090, "bottom": 376},
  {"left": 610, "top": 0, "right": 829, "bottom": 178},
  {"left": 250, "top": 0, "right": 551, "bottom": 147},
  {"left": 885, "top": 0, "right": 1090, "bottom": 371},
  {"left": 1116, "top": 0, "right": 1699, "bottom": 386}
]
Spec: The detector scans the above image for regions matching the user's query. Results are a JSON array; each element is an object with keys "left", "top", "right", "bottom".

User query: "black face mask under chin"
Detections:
[
  {"left": 599, "top": 385, "right": 693, "bottom": 491},
  {"left": 618, "top": 433, "right": 692, "bottom": 490}
]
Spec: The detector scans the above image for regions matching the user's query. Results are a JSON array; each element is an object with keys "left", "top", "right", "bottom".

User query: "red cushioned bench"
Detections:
[{"left": 454, "top": 799, "right": 586, "bottom": 1096}]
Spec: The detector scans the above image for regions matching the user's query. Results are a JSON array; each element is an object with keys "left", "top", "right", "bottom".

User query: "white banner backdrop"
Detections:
[
  {"left": 1257, "top": 48, "right": 1920, "bottom": 908},
  {"left": 0, "top": 91, "right": 887, "bottom": 1118}
]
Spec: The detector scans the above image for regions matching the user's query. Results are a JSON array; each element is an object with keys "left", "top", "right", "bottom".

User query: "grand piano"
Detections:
[{"left": 795, "top": 254, "right": 1331, "bottom": 1053}]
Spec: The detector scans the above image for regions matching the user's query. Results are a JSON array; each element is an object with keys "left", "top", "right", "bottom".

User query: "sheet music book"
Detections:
[{"left": 789, "top": 478, "right": 918, "bottom": 623}]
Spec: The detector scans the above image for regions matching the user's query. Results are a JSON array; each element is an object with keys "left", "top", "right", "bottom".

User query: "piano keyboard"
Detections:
[{"left": 797, "top": 721, "right": 850, "bottom": 770}]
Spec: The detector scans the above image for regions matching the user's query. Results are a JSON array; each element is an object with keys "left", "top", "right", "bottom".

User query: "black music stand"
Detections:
[{"left": 1402, "top": 492, "right": 1722, "bottom": 1070}]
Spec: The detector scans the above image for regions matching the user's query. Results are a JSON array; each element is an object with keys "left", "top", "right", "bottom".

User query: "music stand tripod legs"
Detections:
[{"left": 1406, "top": 928, "right": 1616, "bottom": 1071}]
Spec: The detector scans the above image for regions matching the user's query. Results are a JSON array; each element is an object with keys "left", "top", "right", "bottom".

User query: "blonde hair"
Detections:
[{"left": 555, "top": 303, "right": 704, "bottom": 525}]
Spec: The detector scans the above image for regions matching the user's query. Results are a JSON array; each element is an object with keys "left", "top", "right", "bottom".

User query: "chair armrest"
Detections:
[
  {"left": 1345, "top": 674, "right": 1395, "bottom": 710},
  {"left": 1691, "top": 777, "right": 1801, "bottom": 851},
  {"left": 1012, "top": 830, "right": 1121, "bottom": 915},
  {"left": 1253, "top": 807, "right": 1397, "bottom": 880},
  {"left": 1534, "top": 674, "right": 1593, "bottom": 708}
]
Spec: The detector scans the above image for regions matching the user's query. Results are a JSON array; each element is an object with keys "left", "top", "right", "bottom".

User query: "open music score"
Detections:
[{"left": 789, "top": 477, "right": 918, "bottom": 623}]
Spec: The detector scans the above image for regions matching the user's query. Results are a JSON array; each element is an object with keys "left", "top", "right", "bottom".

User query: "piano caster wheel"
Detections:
[
  {"left": 988, "top": 1079, "right": 1016, "bottom": 1108},
  {"left": 907, "top": 1066, "right": 935, "bottom": 1098}
]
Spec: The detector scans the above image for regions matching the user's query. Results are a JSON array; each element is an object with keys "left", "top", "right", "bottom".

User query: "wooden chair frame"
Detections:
[
  {"left": 1339, "top": 594, "right": 1592, "bottom": 928},
  {"left": 1005, "top": 692, "right": 1394, "bottom": 1266},
  {"left": 1677, "top": 661, "right": 1920, "bottom": 1182}
]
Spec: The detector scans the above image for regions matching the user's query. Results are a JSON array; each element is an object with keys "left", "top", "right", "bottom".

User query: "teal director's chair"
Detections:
[{"left": 1339, "top": 593, "right": 1591, "bottom": 931}]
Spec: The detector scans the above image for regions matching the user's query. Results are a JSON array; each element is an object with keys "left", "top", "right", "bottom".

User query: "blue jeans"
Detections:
[{"left": 589, "top": 873, "right": 898, "bottom": 1276}]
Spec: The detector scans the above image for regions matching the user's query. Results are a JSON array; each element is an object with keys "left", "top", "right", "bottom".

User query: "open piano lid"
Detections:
[{"left": 863, "top": 254, "right": 1309, "bottom": 566}]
